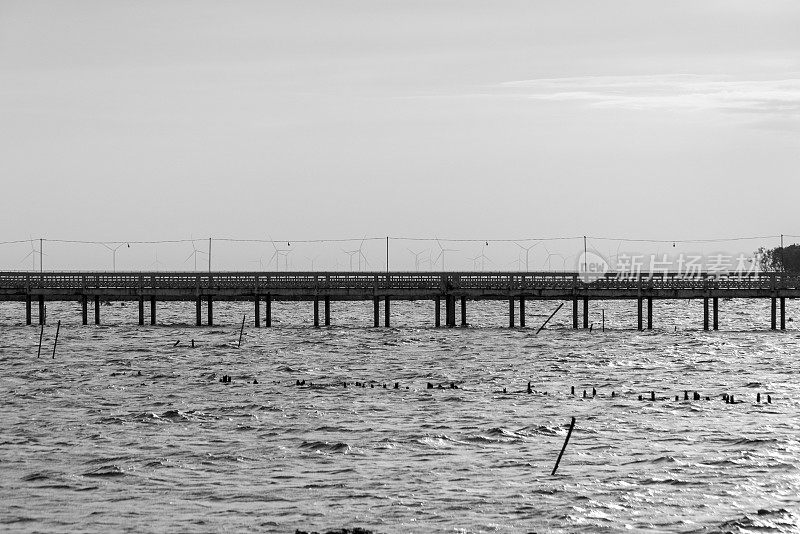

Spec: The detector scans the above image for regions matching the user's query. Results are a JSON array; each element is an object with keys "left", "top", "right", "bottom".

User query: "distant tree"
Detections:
[{"left": 755, "top": 244, "right": 800, "bottom": 272}]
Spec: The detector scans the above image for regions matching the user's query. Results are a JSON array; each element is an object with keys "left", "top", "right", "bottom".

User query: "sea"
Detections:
[{"left": 1, "top": 298, "right": 799, "bottom": 533}]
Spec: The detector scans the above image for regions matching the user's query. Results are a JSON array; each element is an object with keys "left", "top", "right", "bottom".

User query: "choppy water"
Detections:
[{"left": 1, "top": 298, "right": 799, "bottom": 533}]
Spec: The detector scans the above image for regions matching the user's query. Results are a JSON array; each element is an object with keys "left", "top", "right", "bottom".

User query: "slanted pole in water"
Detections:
[
  {"left": 52, "top": 320, "right": 60, "bottom": 359},
  {"left": 551, "top": 416, "right": 576, "bottom": 476},
  {"left": 37, "top": 321, "right": 44, "bottom": 358},
  {"left": 536, "top": 302, "right": 564, "bottom": 335},
  {"left": 238, "top": 315, "right": 245, "bottom": 347}
]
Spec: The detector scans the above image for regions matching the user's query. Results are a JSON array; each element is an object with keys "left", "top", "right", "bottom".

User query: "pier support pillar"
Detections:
[
  {"left": 771, "top": 297, "right": 777, "bottom": 330},
  {"left": 26, "top": 296, "right": 31, "bottom": 325},
  {"left": 572, "top": 298, "right": 578, "bottom": 329},
  {"left": 509, "top": 298, "right": 515, "bottom": 328},
  {"left": 139, "top": 297, "right": 144, "bottom": 326},
  {"left": 207, "top": 297, "right": 213, "bottom": 326},
  {"left": 385, "top": 297, "right": 391, "bottom": 327},
  {"left": 255, "top": 298, "right": 260, "bottom": 327},
  {"left": 460, "top": 297, "right": 467, "bottom": 327},
  {"left": 583, "top": 297, "right": 589, "bottom": 329},
  {"left": 150, "top": 297, "right": 156, "bottom": 325},
  {"left": 265, "top": 295, "right": 272, "bottom": 327},
  {"left": 647, "top": 297, "right": 653, "bottom": 330},
  {"left": 314, "top": 298, "right": 319, "bottom": 328},
  {"left": 703, "top": 298, "right": 709, "bottom": 331},
  {"left": 82, "top": 295, "right": 88, "bottom": 326},
  {"left": 435, "top": 297, "right": 441, "bottom": 328},
  {"left": 373, "top": 297, "right": 379, "bottom": 327},
  {"left": 780, "top": 297, "right": 786, "bottom": 330},
  {"left": 38, "top": 295, "right": 45, "bottom": 325},
  {"left": 324, "top": 297, "right": 331, "bottom": 326},
  {"left": 520, "top": 298, "right": 525, "bottom": 328},
  {"left": 446, "top": 296, "right": 456, "bottom": 327},
  {"left": 195, "top": 297, "right": 202, "bottom": 326},
  {"left": 713, "top": 297, "right": 719, "bottom": 330},
  {"left": 94, "top": 295, "right": 100, "bottom": 325},
  {"left": 637, "top": 298, "right": 643, "bottom": 331}
]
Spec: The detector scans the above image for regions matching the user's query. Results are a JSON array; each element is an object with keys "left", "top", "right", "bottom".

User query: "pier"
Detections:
[{"left": 0, "top": 271, "right": 796, "bottom": 330}]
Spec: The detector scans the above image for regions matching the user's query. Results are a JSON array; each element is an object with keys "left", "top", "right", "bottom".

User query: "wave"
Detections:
[{"left": 298, "top": 440, "right": 352, "bottom": 453}]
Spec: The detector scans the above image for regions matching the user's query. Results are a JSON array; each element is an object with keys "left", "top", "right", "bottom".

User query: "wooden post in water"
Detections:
[
  {"left": 265, "top": 295, "right": 272, "bottom": 327},
  {"left": 38, "top": 295, "right": 45, "bottom": 325},
  {"left": 94, "top": 295, "right": 100, "bottom": 325},
  {"left": 26, "top": 296, "right": 32, "bottom": 325},
  {"left": 520, "top": 297, "right": 526, "bottom": 328},
  {"left": 572, "top": 297, "right": 578, "bottom": 329},
  {"left": 551, "top": 417, "right": 576, "bottom": 476},
  {"left": 138, "top": 296, "right": 144, "bottom": 326},
  {"left": 51, "top": 320, "right": 60, "bottom": 359},
  {"left": 37, "top": 321, "right": 44, "bottom": 358},
  {"left": 82, "top": 295, "right": 88, "bottom": 326},
  {"left": 150, "top": 296, "right": 156, "bottom": 325},
  {"left": 384, "top": 297, "right": 390, "bottom": 327},
  {"left": 780, "top": 297, "right": 786, "bottom": 330},
  {"left": 324, "top": 296, "right": 330, "bottom": 326},
  {"left": 703, "top": 297, "right": 709, "bottom": 331},
  {"left": 313, "top": 298, "right": 319, "bottom": 327},
  {"left": 207, "top": 296, "right": 213, "bottom": 326},
  {"left": 238, "top": 315, "right": 245, "bottom": 347},
  {"left": 254, "top": 297, "right": 260, "bottom": 327},
  {"left": 647, "top": 297, "right": 653, "bottom": 330},
  {"left": 435, "top": 297, "right": 441, "bottom": 328},
  {"left": 373, "top": 297, "right": 379, "bottom": 327},
  {"left": 196, "top": 297, "right": 202, "bottom": 326},
  {"left": 582, "top": 297, "right": 589, "bottom": 329},
  {"left": 509, "top": 298, "right": 515, "bottom": 328},
  {"left": 460, "top": 296, "right": 467, "bottom": 327}
]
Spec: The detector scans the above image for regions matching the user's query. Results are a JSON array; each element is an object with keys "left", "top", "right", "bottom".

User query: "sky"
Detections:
[{"left": 1, "top": 1, "right": 799, "bottom": 271}]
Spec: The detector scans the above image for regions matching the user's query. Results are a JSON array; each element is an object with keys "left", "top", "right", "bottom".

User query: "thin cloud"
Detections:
[{"left": 497, "top": 74, "right": 800, "bottom": 119}]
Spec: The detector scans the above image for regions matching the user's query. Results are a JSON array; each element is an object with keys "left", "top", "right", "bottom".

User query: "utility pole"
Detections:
[
  {"left": 583, "top": 235, "right": 587, "bottom": 273},
  {"left": 208, "top": 237, "right": 212, "bottom": 272},
  {"left": 386, "top": 236, "right": 389, "bottom": 273},
  {"left": 781, "top": 234, "right": 784, "bottom": 271},
  {"left": 40, "top": 238, "right": 43, "bottom": 272}
]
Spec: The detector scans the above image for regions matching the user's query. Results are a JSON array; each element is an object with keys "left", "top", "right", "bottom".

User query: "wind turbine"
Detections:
[
  {"left": 407, "top": 249, "right": 425, "bottom": 271},
  {"left": 184, "top": 240, "right": 208, "bottom": 271},
  {"left": 542, "top": 245, "right": 566, "bottom": 271},
  {"left": 342, "top": 248, "right": 359, "bottom": 270},
  {"left": 515, "top": 241, "right": 540, "bottom": 272},
  {"left": 249, "top": 257, "right": 266, "bottom": 271},
  {"left": 470, "top": 245, "right": 493, "bottom": 271},
  {"left": 305, "top": 255, "right": 320, "bottom": 271},
  {"left": 150, "top": 250, "right": 164, "bottom": 271},
  {"left": 102, "top": 242, "right": 129, "bottom": 272},
  {"left": 357, "top": 237, "right": 370, "bottom": 271},
  {"left": 434, "top": 238, "right": 458, "bottom": 271},
  {"left": 20, "top": 239, "right": 43, "bottom": 271},
  {"left": 269, "top": 238, "right": 291, "bottom": 272}
]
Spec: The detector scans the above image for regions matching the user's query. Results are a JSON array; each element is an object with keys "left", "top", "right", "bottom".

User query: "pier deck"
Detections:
[{"left": 1, "top": 271, "right": 796, "bottom": 330}]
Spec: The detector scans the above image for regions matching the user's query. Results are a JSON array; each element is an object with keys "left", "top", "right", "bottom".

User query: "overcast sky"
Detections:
[{"left": 1, "top": 1, "right": 798, "bottom": 270}]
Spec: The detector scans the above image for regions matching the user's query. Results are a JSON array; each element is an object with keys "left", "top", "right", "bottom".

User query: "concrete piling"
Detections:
[
  {"left": 703, "top": 297, "right": 709, "bottom": 331},
  {"left": 460, "top": 296, "right": 467, "bottom": 327},
  {"left": 771, "top": 297, "right": 777, "bottom": 330},
  {"left": 314, "top": 298, "right": 319, "bottom": 328},
  {"left": 520, "top": 297, "right": 525, "bottom": 328},
  {"left": 324, "top": 297, "right": 331, "bottom": 326},
  {"left": 151, "top": 296, "right": 157, "bottom": 325},
  {"left": 25, "top": 296, "right": 32, "bottom": 325},
  {"left": 384, "top": 297, "right": 390, "bottom": 327},
  {"left": 373, "top": 297, "right": 379, "bottom": 327},
  {"left": 583, "top": 297, "right": 589, "bottom": 329},
  {"left": 94, "top": 295, "right": 100, "bottom": 325},
  {"left": 82, "top": 295, "right": 88, "bottom": 325},
  {"left": 265, "top": 295, "right": 272, "bottom": 327},
  {"left": 647, "top": 297, "right": 653, "bottom": 330},
  {"left": 138, "top": 297, "right": 144, "bottom": 326},
  {"left": 196, "top": 297, "right": 202, "bottom": 327},
  {"left": 435, "top": 297, "right": 441, "bottom": 328},
  {"left": 255, "top": 297, "right": 260, "bottom": 327},
  {"left": 780, "top": 297, "right": 786, "bottom": 330},
  {"left": 509, "top": 298, "right": 515, "bottom": 328},
  {"left": 713, "top": 297, "right": 719, "bottom": 330},
  {"left": 38, "top": 295, "right": 45, "bottom": 325}
]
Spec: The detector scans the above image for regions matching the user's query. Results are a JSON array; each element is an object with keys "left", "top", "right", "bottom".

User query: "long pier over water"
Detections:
[{"left": 1, "top": 271, "right": 797, "bottom": 330}]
